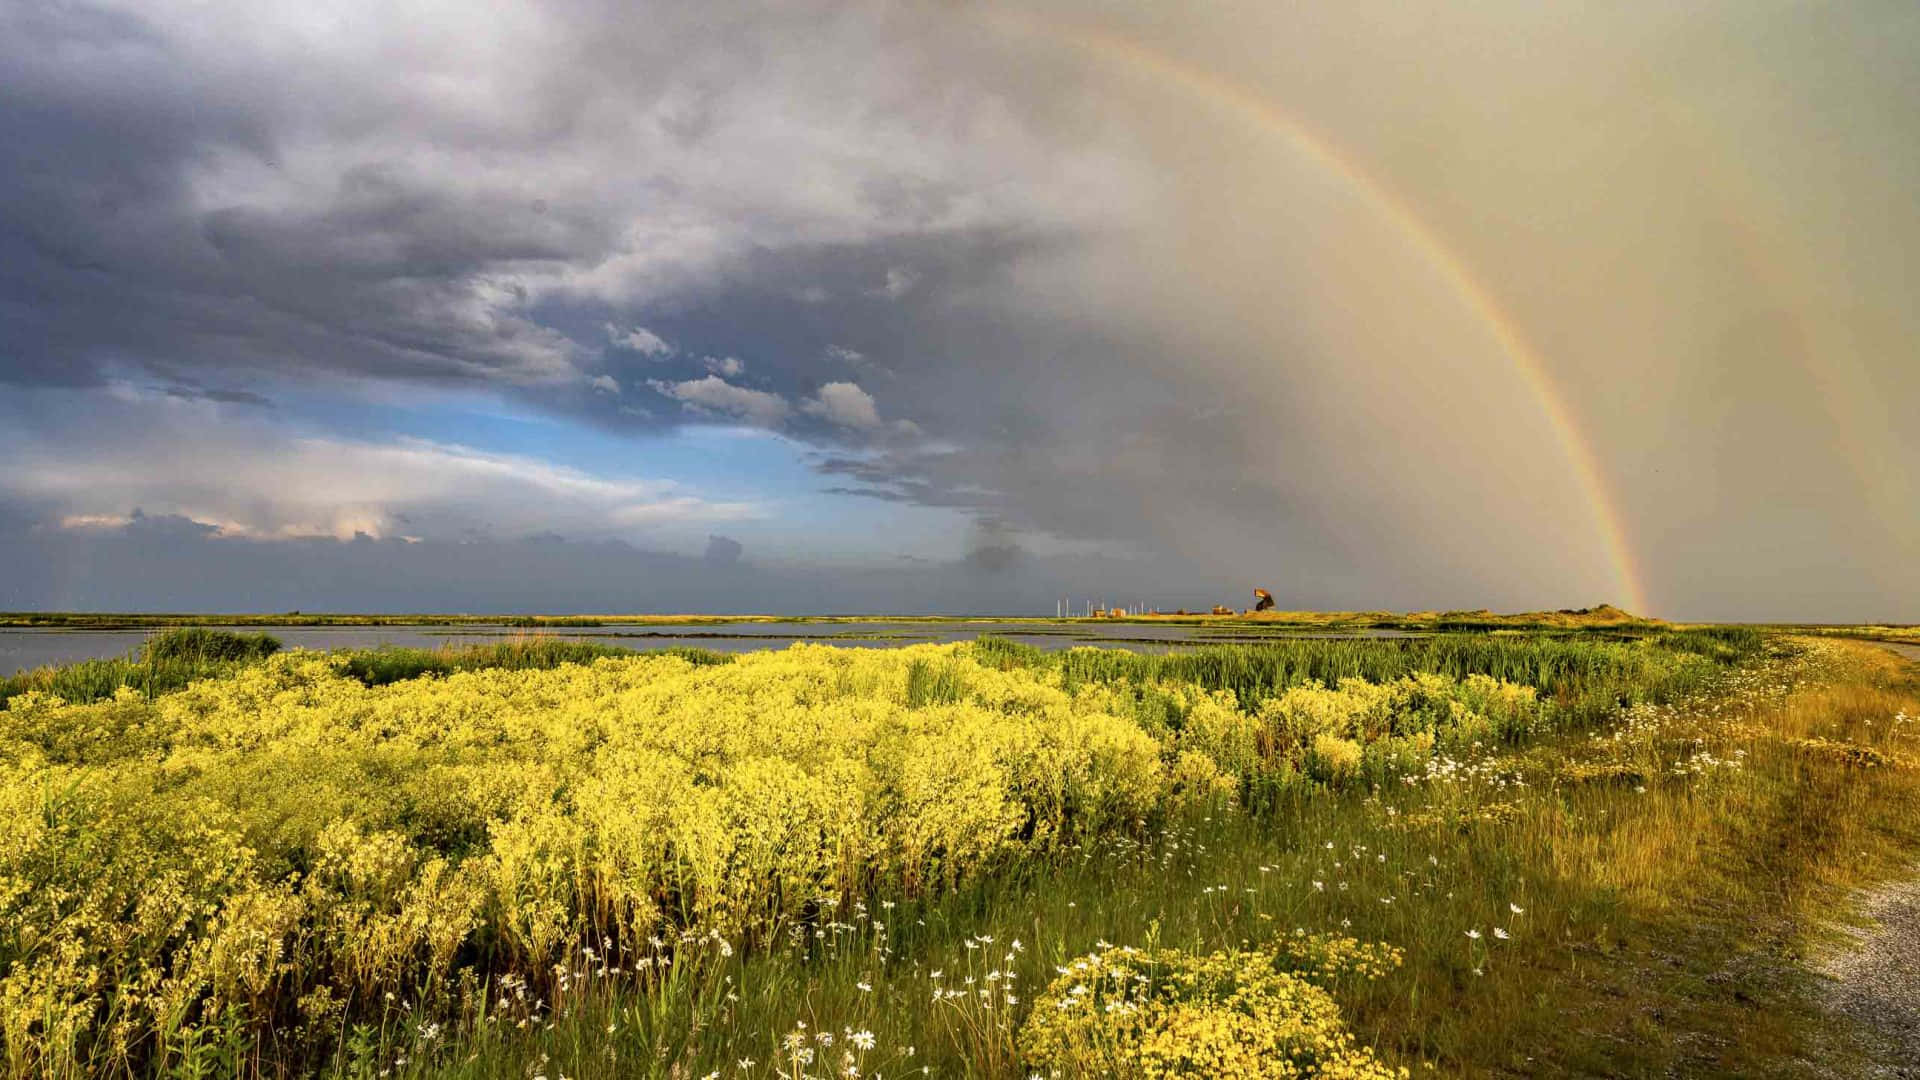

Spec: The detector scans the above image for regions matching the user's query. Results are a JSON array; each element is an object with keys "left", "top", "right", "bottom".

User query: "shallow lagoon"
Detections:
[{"left": 0, "top": 620, "right": 1421, "bottom": 675}]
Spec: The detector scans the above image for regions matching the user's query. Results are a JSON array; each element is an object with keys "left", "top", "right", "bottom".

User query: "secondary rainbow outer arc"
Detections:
[
  {"left": 982, "top": 11, "right": 1653, "bottom": 615},
  {"left": 1656, "top": 105, "right": 1913, "bottom": 570}
]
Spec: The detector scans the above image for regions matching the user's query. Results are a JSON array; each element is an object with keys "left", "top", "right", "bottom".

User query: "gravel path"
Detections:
[
  {"left": 1817, "top": 644, "right": 1920, "bottom": 1076},
  {"left": 1818, "top": 876, "right": 1920, "bottom": 1077}
]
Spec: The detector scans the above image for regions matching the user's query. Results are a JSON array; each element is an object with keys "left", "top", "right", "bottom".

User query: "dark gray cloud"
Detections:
[
  {"left": 0, "top": 0, "right": 1113, "bottom": 396},
  {"left": 1, "top": 0, "right": 1915, "bottom": 619},
  {"left": 703, "top": 534, "right": 744, "bottom": 567},
  {"left": 0, "top": 515, "right": 1250, "bottom": 618}
]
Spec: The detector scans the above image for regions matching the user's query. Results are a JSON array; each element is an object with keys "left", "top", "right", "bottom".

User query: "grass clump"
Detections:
[
  {"left": 138, "top": 627, "right": 282, "bottom": 664},
  {"left": 1791, "top": 736, "right": 1890, "bottom": 769},
  {"left": 330, "top": 637, "right": 644, "bottom": 686},
  {"left": 1555, "top": 760, "right": 1647, "bottom": 787},
  {"left": 903, "top": 655, "right": 970, "bottom": 707},
  {"left": 0, "top": 628, "right": 283, "bottom": 707}
]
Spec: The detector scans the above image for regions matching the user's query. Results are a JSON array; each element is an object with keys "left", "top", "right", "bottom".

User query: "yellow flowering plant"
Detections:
[
  {"left": 1018, "top": 942, "right": 1407, "bottom": 1078},
  {"left": 0, "top": 641, "right": 1539, "bottom": 1075}
]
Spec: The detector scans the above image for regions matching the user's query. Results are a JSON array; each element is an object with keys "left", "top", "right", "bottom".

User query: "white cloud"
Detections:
[
  {"left": 606, "top": 323, "right": 674, "bottom": 357},
  {"left": 875, "top": 266, "right": 919, "bottom": 299},
  {"left": 610, "top": 497, "right": 756, "bottom": 527},
  {"left": 703, "top": 355, "right": 745, "bottom": 377},
  {"left": 646, "top": 375, "right": 791, "bottom": 428},
  {"left": 58, "top": 513, "right": 136, "bottom": 530},
  {"left": 589, "top": 374, "right": 621, "bottom": 394},
  {"left": 2, "top": 394, "right": 763, "bottom": 543},
  {"left": 802, "top": 381, "right": 883, "bottom": 430}
]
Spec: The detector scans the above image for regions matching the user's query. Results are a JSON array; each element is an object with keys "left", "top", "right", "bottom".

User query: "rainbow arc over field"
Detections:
[
  {"left": 1658, "top": 105, "right": 1913, "bottom": 572},
  {"left": 984, "top": 10, "right": 1654, "bottom": 615}
]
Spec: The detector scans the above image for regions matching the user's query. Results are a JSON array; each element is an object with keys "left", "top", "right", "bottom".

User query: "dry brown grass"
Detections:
[{"left": 1434, "top": 638, "right": 1920, "bottom": 1075}]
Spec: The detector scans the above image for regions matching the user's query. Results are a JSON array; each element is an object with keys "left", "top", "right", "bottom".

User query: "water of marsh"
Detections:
[{"left": 0, "top": 620, "right": 1422, "bottom": 676}]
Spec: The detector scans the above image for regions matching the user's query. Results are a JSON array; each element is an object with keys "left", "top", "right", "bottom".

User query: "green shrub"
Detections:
[{"left": 332, "top": 638, "right": 635, "bottom": 686}]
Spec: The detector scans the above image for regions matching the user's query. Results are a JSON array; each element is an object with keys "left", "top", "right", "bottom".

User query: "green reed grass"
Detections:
[
  {"left": 138, "top": 627, "right": 283, "bottom": 664},
  {"left": 982, "top": 628, "right": 1762, "bottom": 731},
  {"left": 903, "top": 656, "right": 970, "bottom": 708},
  {"left": 0, "top": 628, "right": 283, "bottom": 707},
  {"left": 331, "top": 639, "right": 636, "bottom": 686}
]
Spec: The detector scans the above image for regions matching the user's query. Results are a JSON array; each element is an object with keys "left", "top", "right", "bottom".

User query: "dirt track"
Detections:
[
  {"left": 1816, "top": 643, "right": 1920, "bottom": 1077},
  {"left": 1819, "top": 876, "right": 1920, "bottom": 1078}
]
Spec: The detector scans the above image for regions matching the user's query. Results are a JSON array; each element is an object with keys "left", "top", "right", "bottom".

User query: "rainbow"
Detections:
[
  {"left": 980, "top": 10, "right": 1655, "bottom": 615},
  {"left": 1658, "top": 107, "right": 1912, "bottom": 567}
]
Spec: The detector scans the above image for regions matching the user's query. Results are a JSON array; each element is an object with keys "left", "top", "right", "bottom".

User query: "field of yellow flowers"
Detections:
[{"left": 4, "top": 630, "right": 1917, "bottom": 1078}]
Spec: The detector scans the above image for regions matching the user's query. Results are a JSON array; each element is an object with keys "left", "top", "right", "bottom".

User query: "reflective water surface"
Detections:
[{"left": 0, "top": 621, "right": 1422, "bottom": 675}]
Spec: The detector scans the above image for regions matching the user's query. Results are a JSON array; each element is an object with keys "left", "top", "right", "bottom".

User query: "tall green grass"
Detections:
[
  {"left": 978, "top": 628, "right": 1762, "bottom": 729},
  {"left": 0, "top": 628, "right": 283, "bottom": 707},
  {"left": 903, "top": 655, "right": 971, "bottom": 707},
  {"left": 333, "top": 638, "right": 628, "bottom": 685},
  {"left": 138, "top": 626, "right": 282, "bottom": 663}
]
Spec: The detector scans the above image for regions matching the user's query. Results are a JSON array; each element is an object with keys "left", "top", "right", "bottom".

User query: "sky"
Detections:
[{"left": 1, "top": 0, "right": 1915, "bottom": 620}]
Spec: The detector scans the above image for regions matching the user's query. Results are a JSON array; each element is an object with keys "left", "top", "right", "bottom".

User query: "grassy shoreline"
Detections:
[
  {"left": 0, "top": 606, "right": 1671, "bottom": 631},
  {"left": 6, "top": 608, "right": 1914, "bottom": 646}
]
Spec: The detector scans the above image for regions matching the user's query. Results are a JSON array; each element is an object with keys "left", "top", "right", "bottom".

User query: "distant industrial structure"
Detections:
[
  {"left": 1055, "top": 588, "right": 1276, "bottom": 618},
  {"left": 1055, "top": 599, "right": 1155, "bottom": 618}
]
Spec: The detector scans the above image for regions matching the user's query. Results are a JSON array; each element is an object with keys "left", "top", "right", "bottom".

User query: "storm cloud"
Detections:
[{"left": 2, "top": 0, "right": 1915, "bottom": 620}]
